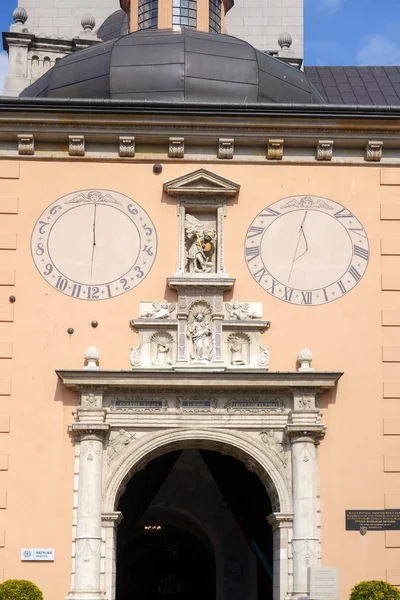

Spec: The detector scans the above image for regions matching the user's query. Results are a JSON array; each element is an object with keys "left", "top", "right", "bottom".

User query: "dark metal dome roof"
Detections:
[
  {"left": 20, "top": 29, "right": 323, "bottom": 103},
  {"left": 97, "top": 9, "right": 128, "bottom": 42}
]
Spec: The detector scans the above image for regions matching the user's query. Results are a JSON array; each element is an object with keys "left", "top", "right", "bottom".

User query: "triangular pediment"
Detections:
[{"left": 163, "top": 169, "right": 240, "bottom": 198}]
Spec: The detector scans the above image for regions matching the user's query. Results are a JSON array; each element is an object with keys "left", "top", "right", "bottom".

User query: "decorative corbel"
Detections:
[
  {"left": 169, "top": 137, "right": 185, "bottom": 158},
  {"left": 69, "top": 135, "right": 85, "bottom": 157},
  {"left": 317, "top": 140, "right": 333, "bottom": 161},
  {"left": 218, "top": 138, "right": 234, "bottom": 159},
  {"left": 366, "top": 141, "right": 383, "bottom": 162},
  {"left": 18, "top": 134, "right": 34, "bottom": 155},
  {"left": 119, "top": 136, "right": 135, "bottom": 157},
  {"left": 267, "top": 139, "right": 284, "bottom": 160}
]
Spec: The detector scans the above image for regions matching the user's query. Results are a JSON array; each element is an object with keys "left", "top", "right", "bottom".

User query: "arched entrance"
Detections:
[
  {"left": 115, "top": 449, "right": 274, "bottom": 600},
  {"left": 99, "top": 428, "right": 295, "bottom": 600}
]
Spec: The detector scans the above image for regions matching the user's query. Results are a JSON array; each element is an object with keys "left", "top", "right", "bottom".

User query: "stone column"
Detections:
[
  {"left": 102, "top": 512, "right": 123, "bottom": 600},
  {"left": 286, "top": 426, "right": 323, "bottom": 598},
  {"left": 68, "top": 423, "right": 110, "bottom": 600},
  {"left": 267, "top": 513, "right": 293, "bottom": 600}
]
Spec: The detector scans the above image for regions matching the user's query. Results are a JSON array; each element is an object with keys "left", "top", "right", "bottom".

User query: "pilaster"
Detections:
[
  {"left": 67, "top": 423, "right": 110, "bottom": 600},
  {"left": 285, "top": 424, "right": 324, "bottom": 599}
]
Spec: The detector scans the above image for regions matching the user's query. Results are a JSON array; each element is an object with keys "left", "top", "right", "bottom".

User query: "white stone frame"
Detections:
[
  {"left": 59, "top": 369, "right": 341, "bottom": 600},
  {"left": 104, "top": 428, "right": 292, "bottom": 600}
]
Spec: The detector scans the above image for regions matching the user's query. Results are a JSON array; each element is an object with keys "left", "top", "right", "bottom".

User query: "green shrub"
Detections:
[
  {"left": 350, "top": 580, "right": 400, "bottom": 600},
  {"left": 0, "top": 580, "right": 43, "bottom": 600}
]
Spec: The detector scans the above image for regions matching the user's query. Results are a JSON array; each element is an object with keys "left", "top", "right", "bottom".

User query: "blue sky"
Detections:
[{"left": 0, "top": 0, "right": 399, "bottom": 87}]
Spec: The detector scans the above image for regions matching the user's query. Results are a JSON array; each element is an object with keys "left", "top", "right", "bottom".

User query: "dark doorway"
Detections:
[
  {"left": 118, "top": 523, "right": 215, "bottom": 599},
  {"left": 116, "top": 449, "right": 273, "bottom": 600}
]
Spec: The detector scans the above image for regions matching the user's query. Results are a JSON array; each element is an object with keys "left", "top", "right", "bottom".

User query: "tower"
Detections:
[
  {"left": 16, "top": 0, "right": 120, "bottom": 38},
  {"left": 225, "top": 0, "right": 303, "bottom": 58}
]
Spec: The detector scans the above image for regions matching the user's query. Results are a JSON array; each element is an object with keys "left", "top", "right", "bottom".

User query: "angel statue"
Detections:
[
  {"left": 141, "top": 301, "right": 176, "bottom": 319},
  {"left": 226, "top": 302, "right": 261, "bottom": 320},
  {"left": 187, "top": 304, "right": 213, "bottom": 362},
  {"left": 185, "top": 214, "right": 217, "bottom": 273}
]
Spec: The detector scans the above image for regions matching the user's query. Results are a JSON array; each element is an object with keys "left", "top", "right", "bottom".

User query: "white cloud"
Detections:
[
  {"left": 0, "top": 53, "right": 9, "bottom": 95},
  {"left": 356, "top": 34, "right": 400, "bottom": 66},
  {"left": 321, "top": 0, "right": 341, "bottom": 11}
]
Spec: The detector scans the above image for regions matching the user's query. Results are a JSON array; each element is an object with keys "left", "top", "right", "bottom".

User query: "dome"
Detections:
[
  {"left": 97, "top": 9, "right": 128, "bottom": 42},
  {"left": 20, "top": 28, "right": 323, "bottom": 104}
]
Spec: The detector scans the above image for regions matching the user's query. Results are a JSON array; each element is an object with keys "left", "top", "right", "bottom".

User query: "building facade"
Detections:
[{"left": 0, "top": 1, "right": 399, "bottom": 600}]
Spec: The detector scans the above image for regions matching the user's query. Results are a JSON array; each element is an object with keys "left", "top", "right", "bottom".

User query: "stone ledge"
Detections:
[{"left": 57, "top": 369, "right": 342, "bottom": 391}]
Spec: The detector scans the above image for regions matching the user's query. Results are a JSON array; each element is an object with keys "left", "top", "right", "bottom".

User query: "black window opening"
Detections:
[
  {"left": 173, "top": 0, "right": 197, "bottom": 28},
  {"left": 138, "top": 0, "right": 158, "bottom": 30},
  {"left": 209, "top": 0, "right": 221, "bottom": 33}
]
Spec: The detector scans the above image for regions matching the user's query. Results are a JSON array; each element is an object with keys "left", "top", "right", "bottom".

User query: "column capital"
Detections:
[
  {"left": 285, "top": 424, "right": 326, "bottom": 443},
  {"left": 69, "top": 423, "right": 110, "bottom": 439},
  {"left": 267, "top": 512, "right": 293, "bottom": 531},
  {"left": 102, "top": 511, "right": 123, "bottom": 529}
]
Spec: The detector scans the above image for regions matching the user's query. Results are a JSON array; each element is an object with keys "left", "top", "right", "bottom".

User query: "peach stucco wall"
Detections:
[{"left": 0, "top": 160, "right": 399, "bottom": 597}]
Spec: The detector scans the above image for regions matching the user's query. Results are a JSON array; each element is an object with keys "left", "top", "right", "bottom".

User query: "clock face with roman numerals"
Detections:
[
  {"left": 31, "top": 189, "right": 157, "bottom": 300},
  {"left": 245, "top": 195, "right": 369, "bottom": 306}
]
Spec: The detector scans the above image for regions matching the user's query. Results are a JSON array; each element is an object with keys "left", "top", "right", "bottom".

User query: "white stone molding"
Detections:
[
  {"left": 68, "top": 423, "right": 110, "bottom": 600},
  {"left": 69, "top": 136, "right": 85, "bottom": 157},
  {"left": 366, "top": 140, "right": 383, "bottom": 162},
  {"left": 18, "top": 134, "right": 34, "bottom": 155},
  {"left": 168, "top": 137, "right": 185, "bottom": 158},
  {"left": 118, "top": 136, "right": 135, "bottom": 158},
  {"left": 103, "top": 427, "right": 292, "bottom": 514},
  {"left": 163, "top": 168, "right": 240, "bottom": 198},
  {"left": 268, "top": 139, "right": 284, "bottom": 160},
  {"left": 218, "top": 138, "right": 234, "bottom": 159},
  {"left": 317, "top": 140, "right": 334, "bottom": 161}
]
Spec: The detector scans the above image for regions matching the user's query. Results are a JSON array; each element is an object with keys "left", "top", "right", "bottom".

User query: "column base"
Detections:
[{"left": 66, "top": 592, "right": 106, "bottom": 600}]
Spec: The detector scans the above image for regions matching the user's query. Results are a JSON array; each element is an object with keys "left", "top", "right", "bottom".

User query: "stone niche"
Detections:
[{"left": 130, "top": 168, "right": 271, "bottom": 370}]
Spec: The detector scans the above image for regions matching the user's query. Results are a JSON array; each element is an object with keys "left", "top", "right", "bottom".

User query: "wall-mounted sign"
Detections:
[
  {"left": 346, "top": 510, "right": 400, "bottom": 531},
  {"left": 21, "top": 548, "right": 55, "bottom": 561},
  {"left": 308, "top": 567, "right": 339, "bottom": 600}
]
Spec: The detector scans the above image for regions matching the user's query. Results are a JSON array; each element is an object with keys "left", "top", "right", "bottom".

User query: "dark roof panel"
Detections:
[
  {"left": 21, "top": 29, "right": 323, "bottom": 104},
  {"left": 97, "top": 9, "right": 128, "bottom": 41},
  {"left": 305, "top": 66, "right": 400, "bottom": 105}
]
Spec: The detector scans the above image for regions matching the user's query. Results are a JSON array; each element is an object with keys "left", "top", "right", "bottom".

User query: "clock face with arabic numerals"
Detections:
[
  {"left": 245, "top": 195, "right": 369, "bottom": 306},
  {"left": 31, "top": 189, "right": 157, "bottom": 300}
]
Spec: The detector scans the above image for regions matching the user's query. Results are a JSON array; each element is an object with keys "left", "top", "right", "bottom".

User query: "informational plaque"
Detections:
[
  {"left": 308, "top": 567, "right": 339, "bottom": 600},
  {"left": 346, "top": 510, "right": 400, "bottom": 531},
  {"left": 21, "top": 548, "right": 55, "bottom": 561}
]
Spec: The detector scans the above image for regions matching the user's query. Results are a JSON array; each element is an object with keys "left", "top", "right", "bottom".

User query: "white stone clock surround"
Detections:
[{"left": 58, "top": 369, "right": 342, "bottom": 600}]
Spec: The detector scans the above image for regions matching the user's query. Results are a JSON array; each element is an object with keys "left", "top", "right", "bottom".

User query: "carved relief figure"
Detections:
[
  {"left": 107, "top": 429, "right": 136, "bottom": 466},
  {"left": 226, "top": 302, "right": 261, "bottom": 320},
  {"left": 141, "top": 301, "right": 176, "bottom": 319},
  {"left": 187, "top": 302, "right": 213, "bottom": 362},
  {"left": 151, "top": 332, "right": 173, "bottom": 366},
  {"left": 185, "top": 214, "right": 216, "bottom": 273},
  {"left": 227, "top": 333, "right": 250, "bottom": 365},
  {"left": 230, "top": 338, "right": 245, "bottom": 365}
]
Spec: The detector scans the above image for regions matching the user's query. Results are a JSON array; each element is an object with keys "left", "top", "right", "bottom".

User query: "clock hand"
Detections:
[
  {"left": 288, "top": 211, "right": 309, "bottom": 283},
  {"left": 90, "top": 203, "right": 97, "bottom": 280}
]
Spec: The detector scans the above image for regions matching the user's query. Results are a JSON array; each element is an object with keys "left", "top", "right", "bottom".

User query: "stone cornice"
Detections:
[
  {"left": 57, "top": 369, "right": 342, "bottom": 391},
  {"left": 0, "top": 99, "right": 400, "bottom": 164}
]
